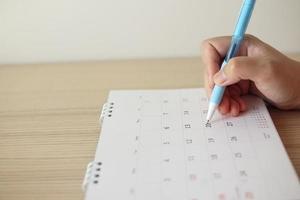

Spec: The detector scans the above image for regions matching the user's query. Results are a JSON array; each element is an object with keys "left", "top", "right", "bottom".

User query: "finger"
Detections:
[
  {"left": 228, "top": 85, "right": 247, "bottom": 112},
  {"left": 236, "top": 97, "right": 247, "bottom": 112},
  {"left": 204, "top": 73, "right": 212, "bottom": 97},
  {"left": 228, "top": 85, "right": 242, "bottom": 97},
  {"left": 202, "top": 37, "right": 232, "bottom": 92},
  {"left": 237, "top": 80, "right": 250, "bottom": 95},
  {"left": 229, "top": 98, "right": 240, "bottom": 116},
  {"left": 213, "top": 56, "right": 263, "bottom": 86},
  {"left": 231, "top": 95, "right": 247, "bottom": 112},
  {"left": 218, "top": 89, "right": 230, "bottom": 114},
  {"left": 202, "top": 35, "right": 253, "bottom": 78},
  {"left": 202, "top": 36, "right": 233, "bottom": 63},
  {"left": 218, "top": 95, "right": 230, "bottom": 114}
]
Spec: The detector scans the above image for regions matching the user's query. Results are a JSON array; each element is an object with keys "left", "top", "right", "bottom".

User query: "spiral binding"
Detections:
[
  {"left": 82, "top": 161, "right": 94, "bottom": 191},
  {"left": 99, "top": 103, "right": 107, "bottom": 123},
  {"left": 82, "top": 161, "right": 104, "bottom": 192},
  {"left": 99, "top": 102, "right": 114, "bottom": 123},
  {"left": 83, "top": 102, "right": 114, "bottom": 192}
]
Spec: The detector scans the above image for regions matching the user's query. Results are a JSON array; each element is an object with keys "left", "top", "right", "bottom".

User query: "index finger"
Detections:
[{"left": 201, "top": 36, "right": 232, "bottom": 96}]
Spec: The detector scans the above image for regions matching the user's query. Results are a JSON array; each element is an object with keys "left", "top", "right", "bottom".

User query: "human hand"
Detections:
[{"left": 202, "top": 35, "right": 300, "bottom": 116}]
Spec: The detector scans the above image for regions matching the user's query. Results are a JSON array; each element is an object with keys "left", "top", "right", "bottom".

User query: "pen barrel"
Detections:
[
  {"left": 208, "top": 0, "right": 256, "bottom": 110},
  {"left": 225, "top": 37, "right": 242, "bottom": 62},
  {"left": 233, "top": 0, "right": 256, "bottom": 37}
]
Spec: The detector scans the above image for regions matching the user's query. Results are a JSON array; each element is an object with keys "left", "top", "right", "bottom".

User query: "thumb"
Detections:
[{"left": 213, "top": 56, "right": 262, "bottom": 86}]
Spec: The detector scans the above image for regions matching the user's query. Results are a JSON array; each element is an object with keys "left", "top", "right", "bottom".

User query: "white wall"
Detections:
[{"left": 0, "top": 0, "right": 299, "bottom": 64}]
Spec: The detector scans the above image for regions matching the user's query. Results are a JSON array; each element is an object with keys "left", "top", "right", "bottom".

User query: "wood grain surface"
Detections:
[{"left": 0, "top": 56, "right": 299, "bottom": 200}]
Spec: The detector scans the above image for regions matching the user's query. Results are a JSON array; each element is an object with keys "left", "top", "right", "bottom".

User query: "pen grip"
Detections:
[
  {"left": 210, "top": 85, "right": 225, "bottom": 105},
  {"left": 210, "top": 61, "right": 227, "bottom": 105}
]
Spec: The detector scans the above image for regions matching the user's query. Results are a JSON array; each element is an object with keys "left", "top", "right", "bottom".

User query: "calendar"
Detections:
[{"left": 83, "top": 88, "right": 300, "bottom": 200}]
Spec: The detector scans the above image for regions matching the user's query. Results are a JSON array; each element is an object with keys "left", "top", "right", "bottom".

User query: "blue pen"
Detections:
[{"left": 206, "top": 0, "right": 256, "bottom": 123}]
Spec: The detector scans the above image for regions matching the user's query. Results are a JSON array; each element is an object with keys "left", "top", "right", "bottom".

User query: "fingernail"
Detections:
[{"left": 213, "top": 70, "right": 227, "bottom": 85}]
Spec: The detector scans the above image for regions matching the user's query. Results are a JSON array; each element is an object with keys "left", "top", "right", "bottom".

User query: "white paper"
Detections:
[{"left": 85, "top": 88, "right": 300, "bottom": 200}]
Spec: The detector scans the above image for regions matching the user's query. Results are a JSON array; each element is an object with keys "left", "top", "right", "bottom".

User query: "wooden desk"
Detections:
[{"left": 0, "top": 56, "right": 300, "bottom": 200}]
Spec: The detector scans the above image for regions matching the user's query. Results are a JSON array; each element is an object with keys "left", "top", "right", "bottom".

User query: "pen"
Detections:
[{"left": 206, "top": 0, "right": 256, "bottom": 123}]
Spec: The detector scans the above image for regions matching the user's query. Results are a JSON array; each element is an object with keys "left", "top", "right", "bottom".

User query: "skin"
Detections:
[{"left": 202, "top": 34, "right": 300, "bottom": 116}]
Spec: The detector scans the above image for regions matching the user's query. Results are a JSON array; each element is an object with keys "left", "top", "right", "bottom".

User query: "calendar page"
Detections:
[{"left": 85, "top": 88, "right": 300, "bottom": 200}]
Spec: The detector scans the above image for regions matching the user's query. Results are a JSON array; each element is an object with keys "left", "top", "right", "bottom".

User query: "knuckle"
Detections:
[
  {"left": 243, "top": 34, "right": 258, "bottom": 46},
  {"left": 227, "top": 59, "right": 239, "bottom": 73},
  {"left": 201, "top": 39, "right": 210, "bottom": 50},
  {"left": 201, "top": 37, "right": 217, "bottom": 49},
  {"left": 244, "top": 34, "right": 256, "bottom": 41}
]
